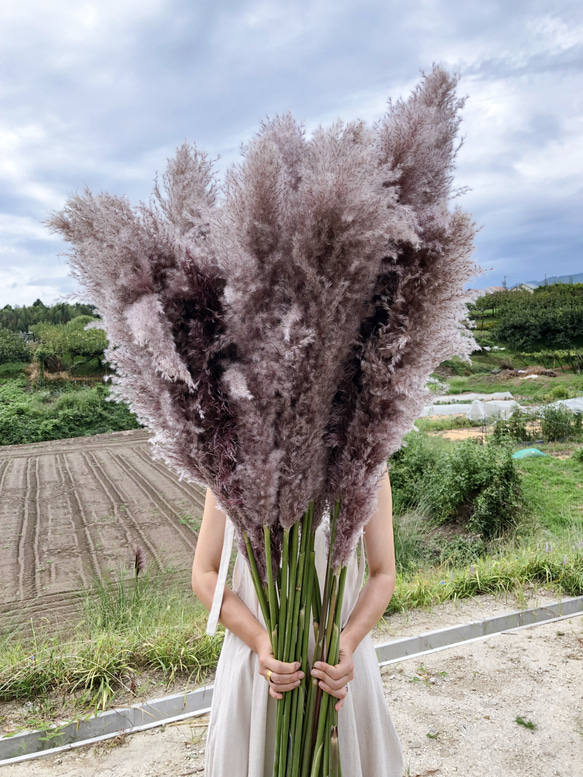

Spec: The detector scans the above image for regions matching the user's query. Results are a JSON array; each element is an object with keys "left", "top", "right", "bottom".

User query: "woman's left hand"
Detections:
[{"left": 310, "top": 646, "right": 355, "bottom": 711}]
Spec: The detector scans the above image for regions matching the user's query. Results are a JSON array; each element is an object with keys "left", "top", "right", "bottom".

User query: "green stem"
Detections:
[
  {"left": 293, "top": 509, "right": 315, "bottom": 776},
  {"left": 323, "top": 701, "right": 332, "bottom": 777},
  {"left": 302, "top": 502, "right": 340, "bottom": 775},
  {"left": 283, "top": 542, "right": 305, "bottom": 776},
  {"left": 309, "top": 563, "right": 347, "bottom": 777},
  {"left": 275, "top": 697, "right": 284, "bottom": 777},
  {"left": 290, "top": 680, "right": 306, "bottom": 776},
  {"left": 329, "top": 723, "right": 339, "bottom": 777},
  {"left": 283, "top": 523, "right": 300, "bottom": 661},
  {"left": 311, "top": 571, "right": 321, "bottom": 631},
  {"left": 279, "top": 522, "right": 300, "bottom": 777},
  {"left": 243, "top": 533, "right": 271, "bottom": 634},
  {"left": 264, "top": 525, "right": 279, "bottom": 658},
  {"left": 311, "top": 502, "right": 341, "bottom": 760},
  {"left": 327, "top": 566, "right": 348, "bottom": 664},
  {"left": 263, "top": 526, "right": 282, "bottom": 777},
  {"left": 279, "top": 529, "right": 290, "bottom": 662}
]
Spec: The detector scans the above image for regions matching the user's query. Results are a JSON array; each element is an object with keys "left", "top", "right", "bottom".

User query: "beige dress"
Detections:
[{"left": 205, "top": 521, "right": 403, "bottom": 777}]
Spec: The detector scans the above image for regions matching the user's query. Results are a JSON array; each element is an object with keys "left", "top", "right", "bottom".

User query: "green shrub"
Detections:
[
  {"left": 0, "top": 380, "right": 140, "bottom": 445},
  {"left": 492, "top": 408, "right": 534, "bottom": 443},
  {"left": 32, "top": 318, "right": 106, "bottom": 375},
  {"left": 0, "top": 328, "right": 30, "bottom": 365},
  {"left": 571, "top": 447, "right": 583, "bottom": 463},
  {"left": 541, "top": 405, "right": 582, "bottom": 442},
  {"left": 436, "top": 535, "right": 489, "bottom": 566},
  {"left": 390, "top": 434, "right": 523, "bottom": 539},
  {"left": 546, "top": 384, "right": 570, "bottom": 400},
  {"left": 0, "top": 361, "right": 29, "bottom": 378}
]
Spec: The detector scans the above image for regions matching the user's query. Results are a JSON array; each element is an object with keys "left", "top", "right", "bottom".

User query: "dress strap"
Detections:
[{"left": 206, "top": 516, "right": 234, "bottom": 636}]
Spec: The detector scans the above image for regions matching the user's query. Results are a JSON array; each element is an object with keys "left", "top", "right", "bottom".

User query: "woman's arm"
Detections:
[
  {"left": 310, "top": 469, "right": 396, "bottom": 710},
  {"left": 191, "top": 489, "right": 304, "bottom": 700}
]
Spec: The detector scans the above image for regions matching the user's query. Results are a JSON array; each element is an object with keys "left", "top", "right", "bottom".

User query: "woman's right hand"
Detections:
[{"left": 255, "top": 632, "right": 304, "bottom": 700}]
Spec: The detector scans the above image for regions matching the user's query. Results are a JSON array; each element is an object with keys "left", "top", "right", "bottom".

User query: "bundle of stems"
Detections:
[{"left": 244, "top": 502, "right": 347, "bottom": 777}]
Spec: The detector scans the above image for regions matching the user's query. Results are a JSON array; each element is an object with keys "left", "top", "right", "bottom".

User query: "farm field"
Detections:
[{"left": 0, "top": 430, "right": 205, "bottom": 631}]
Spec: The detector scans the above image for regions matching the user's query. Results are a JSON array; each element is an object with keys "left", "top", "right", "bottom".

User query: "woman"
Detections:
[{"left": 192, "top": 469, "right": 402, "bottom": 776}]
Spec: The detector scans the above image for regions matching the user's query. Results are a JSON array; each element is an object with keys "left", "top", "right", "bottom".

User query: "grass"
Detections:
[
  {"left": 516, "top": 453, "right": 583, "bottom": 535},
  {"left": 516, "top": 716, "right": 537, "bottom": 731},
  {"left": 0, "top": 361, "right": 30, "bottom": 378},
  {"left": 0, "top": 570, "right": 222, "bottom": 716},
  {"left": 444, "top": 370, "right": 583, "bottom": 404},
  {"left": 386, "top": 542, "right": 583, "bottom": 614},
  {"left": 0, "top": 378, "right": 140, "bottom": 445}
]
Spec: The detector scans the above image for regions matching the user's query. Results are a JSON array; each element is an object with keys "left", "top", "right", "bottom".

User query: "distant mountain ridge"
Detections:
[{"left": 523, "top": 272, "right": 583, "bottom": 287}]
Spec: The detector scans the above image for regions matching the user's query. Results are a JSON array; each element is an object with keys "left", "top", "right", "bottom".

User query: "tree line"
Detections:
[
  {"left": 0, "top": 299, "right": 96, "bottom": 332},
  {"left": 0, "top": 300, "right": 105, "bottom": 371},
  {"left": 469, "top": 283, "right": 583, "bottom": 350}
]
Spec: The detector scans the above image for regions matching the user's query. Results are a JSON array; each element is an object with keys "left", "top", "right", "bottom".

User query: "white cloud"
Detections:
[{"left": 0, "top": 0, "right": 581, "bottom": 304}]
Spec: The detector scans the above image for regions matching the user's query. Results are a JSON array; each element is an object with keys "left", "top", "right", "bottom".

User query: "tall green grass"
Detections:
[
  {"left": 387, "top": 543, "right": 583, "bottom": 613},
  {"left": 0, "top": 571, "right": 221, "bottom": 711}
]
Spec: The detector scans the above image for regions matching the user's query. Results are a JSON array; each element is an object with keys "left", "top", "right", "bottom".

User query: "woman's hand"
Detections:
[
  {"left": 255, "top": 632, "right": 305, "bottom": 701},
  {"left": 310, "top": 644, "right": 355, "bottom": 711}
]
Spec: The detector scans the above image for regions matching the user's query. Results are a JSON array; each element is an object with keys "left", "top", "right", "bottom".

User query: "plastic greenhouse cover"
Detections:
[
  {"left": 466, "top": 400, "right": 520, "bottom": 421},
  {"left": 420, "top": 399, "right": 520, "bottom": 420},
  {"left": 420, "top": 404, "right": 474, "bottom": 417},
  {"left": 512, "top": 448, "right": 547, "bottom": 459},
  {"left": 551, "top": 398, "right": 583, "bottom": 413},
  {"left": 432, "top": 392, "right": 514, "bottom": 403}
]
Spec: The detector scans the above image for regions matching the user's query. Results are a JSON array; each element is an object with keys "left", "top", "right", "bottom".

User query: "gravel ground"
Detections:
[{"left": 3, "top": 593, "right": 582, "bottom": 777}]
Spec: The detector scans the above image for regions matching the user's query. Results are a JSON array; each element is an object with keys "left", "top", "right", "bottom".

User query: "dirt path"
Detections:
[{"left": 4, "top": 594, "right": 582, "bottom": 777}]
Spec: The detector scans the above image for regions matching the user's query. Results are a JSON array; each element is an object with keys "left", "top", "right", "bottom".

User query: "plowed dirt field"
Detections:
[{"left": 0, "top": 431, "right": 205, "bottom": 630}]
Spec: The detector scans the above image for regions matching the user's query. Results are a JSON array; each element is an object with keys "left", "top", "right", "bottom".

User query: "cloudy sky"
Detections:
[{"left": 1, "top": 0, "right": 581, "bottom": 307}]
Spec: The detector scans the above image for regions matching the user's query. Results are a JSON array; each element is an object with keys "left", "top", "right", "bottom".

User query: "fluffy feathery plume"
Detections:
[
  {"left": 47, "top": 148, "right": 247, "bottom": 535},
  {"left": 326, "top": 66, "right": 479, "bottom": 565},
  {"left": 214, "top": 115, "right": 416, "bottom": 560},
  {"left": 49, "top": 66, "right": 478, "bottom": 581}
]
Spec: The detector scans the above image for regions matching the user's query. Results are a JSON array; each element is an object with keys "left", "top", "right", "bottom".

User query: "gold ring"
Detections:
[{"left": 266, "top": 669, "right": 273, "bottom": 683}]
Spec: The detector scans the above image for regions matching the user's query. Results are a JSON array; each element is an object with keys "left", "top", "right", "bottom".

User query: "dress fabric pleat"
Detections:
[{"left": 204, "top": 523, "right": 403, "bottom": 777}]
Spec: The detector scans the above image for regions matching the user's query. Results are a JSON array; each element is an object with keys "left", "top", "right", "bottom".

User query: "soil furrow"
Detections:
[
  {"left": 0, "top": 430, "right": 149, "bottom": 459},
  {"left": 17, "top": 458, "right": 38, "bottom": 600},
  {"left": 84, "top": 451, "right": 165, "bottom": 571},
  {"left": 111, "top": 451, "right": 198, "bottom": 554},
  {"left": 0, "top": 459, "right": 10, "bottom": 492},
  {"left": 58, "top": 453, "right": 103, "bottom": 584},
  {"left": 81, "top": 451, "right": 136, "bottom": 551},
  {"left": 132, "top": 447, "right": 206, "bottom": 512},
  {"left": 54, "top": 454, "right": 88, "bottom": 588},
  {"left": 32, "top": 457, "right": 42, "bottom": 596}
]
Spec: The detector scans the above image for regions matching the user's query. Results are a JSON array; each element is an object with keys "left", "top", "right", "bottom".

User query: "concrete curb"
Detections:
[
  {"left": 375, "top": 595, "right": 583, "bottom": 665},
  {"left": 2, "top": 595, "right": 582, "bottom": 766}
]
